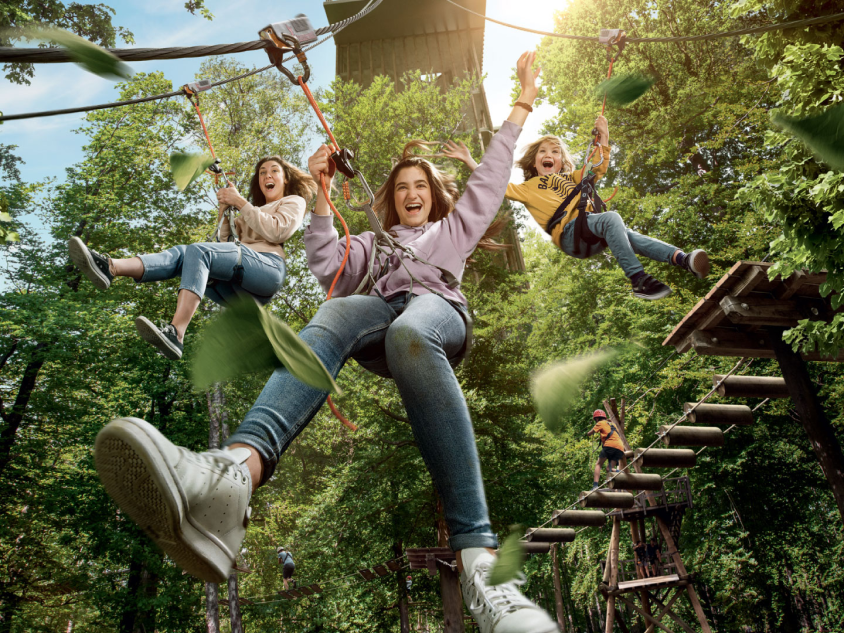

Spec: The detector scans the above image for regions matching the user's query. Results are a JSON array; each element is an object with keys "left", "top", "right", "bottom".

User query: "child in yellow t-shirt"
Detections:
[{"left": 442, "top": 115, "right": 709, "bottom": 300}]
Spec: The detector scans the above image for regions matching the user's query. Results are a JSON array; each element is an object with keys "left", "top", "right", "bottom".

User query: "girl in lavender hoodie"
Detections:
[{"left": 93, "top": 52, "right": 557, "bottom": 633}]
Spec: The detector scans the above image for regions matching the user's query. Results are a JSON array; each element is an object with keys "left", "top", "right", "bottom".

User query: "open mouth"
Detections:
[
  {"left": 265, "top": 182, "right": 276, "bottom": 190},
  {"left": 405, "top": 203, "right": 422, "bottom": 213},
  {"left": 542, "top": 158, "right": 555, "bottom": 170}
]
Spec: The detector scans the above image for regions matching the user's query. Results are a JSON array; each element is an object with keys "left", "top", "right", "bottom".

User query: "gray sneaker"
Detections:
[
  {"left": 135, "top": 316, "right": 184, "bottom": 360},
  {"left": 460, "top": 548, "right": 559, "bottom": 633},
  {"left": 68, "top": 236, "right": 113, "bottom": 291},
  {"left": 94, "top": 417, "right": 253, "bottom": 583}
]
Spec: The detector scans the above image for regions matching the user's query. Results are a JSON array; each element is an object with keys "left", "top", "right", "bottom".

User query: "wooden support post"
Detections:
[
  {"left": 603, "top": 517, "right": 621, "bottom": 632},
  {"left": 659, "top": 426, "right": 724, "bottom": 447},
  {"left": 649, "top": 590, "right": 696, "bottom": 633},
  {"left": 551, "top": 544, "right": 567, "bottom": 633},
  {"left": 770, "top": 329, "right": 844, "bottom": 524},
  {"left": 438, "top": 561, "right": 465, "bottom": 633},
  {"left": 614, "top": 596, "right": 676, "bottom": 633},
  {"left": 713, "top": 374, "right": 790, "bottom": 398}
]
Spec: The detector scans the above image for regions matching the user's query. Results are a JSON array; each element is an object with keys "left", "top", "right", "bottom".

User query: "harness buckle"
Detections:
[{"left": 259, "top": 14, "right": 315, "bottom": 84}]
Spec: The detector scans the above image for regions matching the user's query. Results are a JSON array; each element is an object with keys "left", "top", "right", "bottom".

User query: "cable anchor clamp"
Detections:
[{"left": 598, "top": 28, "right": 627, "bottom": 60}]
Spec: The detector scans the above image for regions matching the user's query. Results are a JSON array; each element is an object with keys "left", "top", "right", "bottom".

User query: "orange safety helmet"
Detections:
[{"left": 593, "top": 409, "right": 608, "bottom": 420}]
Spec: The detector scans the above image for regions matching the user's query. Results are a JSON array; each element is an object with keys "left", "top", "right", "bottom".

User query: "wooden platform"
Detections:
[
  {"left": 617, "top": 574, "right": 682, "bottom": 594},
  {"left": 406, "top": 548, "right": 455, "bottom": 576},
  {"left": 662, "top": 261, "right": 842, "bottom": 361}
]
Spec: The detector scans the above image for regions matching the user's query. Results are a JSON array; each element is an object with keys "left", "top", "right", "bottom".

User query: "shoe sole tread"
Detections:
[
  {"left": 68, "top": 237, "right": 110, "bottom": 291},
  {"left": 95, "top": 418, "right": 229, "bottom": 583},
  {"left": 135, "top": 316, "right": 182, "bottom": 360}
]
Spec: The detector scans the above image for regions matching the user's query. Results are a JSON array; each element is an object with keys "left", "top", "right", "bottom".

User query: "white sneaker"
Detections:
[
  {"left": 94, "top": 417, "right": 253, "bottom": 583},
  {"left": 460, "top": 548, "right": 559, "bottom": 633}
]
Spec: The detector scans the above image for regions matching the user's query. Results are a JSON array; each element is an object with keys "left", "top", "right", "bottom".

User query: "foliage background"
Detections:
[{"left": 0, "top": 0, "right": 843, "bottom": 631}]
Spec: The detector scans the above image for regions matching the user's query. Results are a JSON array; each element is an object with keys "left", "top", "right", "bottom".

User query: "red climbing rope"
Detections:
[{"left": 297, "top": 76, "right": 357, "bottom": 432}]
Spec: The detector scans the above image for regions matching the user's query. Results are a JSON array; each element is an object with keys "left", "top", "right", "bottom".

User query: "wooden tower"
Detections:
[{"left": 324, "top": 0, "right": 525, "bottom": 274}]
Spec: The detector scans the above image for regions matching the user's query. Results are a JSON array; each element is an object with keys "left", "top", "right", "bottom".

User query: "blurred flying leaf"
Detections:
[
  {"left": 170, "top": 152, "right": 216, "bottom": 191},
  {"left": 192, "top": 297, "right": 340, "bottom": 395},
  {"left": 595, "top": 75, "right": 654, "bottom": 106},
  {"left": 772, "top": 103, "right": 844, "bottom": 171},
  {"left": 531, "top": 351, "right": 616, "bottom": 433},
  {"left": 38, "top": 27, "right": 132, "bottom": 80},
  {"left": 488, "top": 526, "right": 525, "bottom": 586}
]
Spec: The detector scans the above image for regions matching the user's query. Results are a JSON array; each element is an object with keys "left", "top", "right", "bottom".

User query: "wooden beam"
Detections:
[
  {"left": 659, "top": 426, "right": 724, "bottom": 447},
  {"left": 580, "top": 490, "right": 636, "bottom": 509},
  {"left": 551, "top": 544, "right": 566, "bottom": 632},
  {"left": 713, "top": 374, "right": 790, "bottom": 399},
  {"left": 720, "top": 295, "right": 828, "bottom": 327},
  {"left": 684, "top": 403, "right": 753, "bottom": 426},
  {"left": 770, "top": 329, "right": 844, "bottom": 524},
  {"left": 777, "top": 269, "right": 807, "bottom": 300},
  {"left": 526, "top": 528, "right": 576, "bottom": 543},
  {"left": 615, "top": 595, "right": 677, "bottom": 633},
  {"left": 523, "top": 542, "right": 551, "bottom": 554},
  {"left": 650, "top": 592, "right": 698, "bottom": 633},
  {"left": 610, "top": 473, "right": 665, "bottom": 491},
  {"left": 633, "top": 449, "right": 697, "bottom": 468},
  {"left": 553, "top": 510, "right": 607, "bottom": 527},
  {"left": 689, "top": 328, "right": 774, "bottom": 358},
  {"left": 731, "top": 264, "right": 768, "bottom": 296}
]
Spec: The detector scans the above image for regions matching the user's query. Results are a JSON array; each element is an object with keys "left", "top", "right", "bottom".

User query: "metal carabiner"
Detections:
[{"left": 259, "top": 23, "right": 311, "bottom": 84}]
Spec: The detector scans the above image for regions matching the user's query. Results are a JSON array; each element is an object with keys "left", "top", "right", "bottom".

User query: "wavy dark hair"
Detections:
[
  {"left": 248, "top": 156, "right": 317, "bottom": 206},
  {"left": 373, "top": 141, "right": 507, "bottom": 252}
]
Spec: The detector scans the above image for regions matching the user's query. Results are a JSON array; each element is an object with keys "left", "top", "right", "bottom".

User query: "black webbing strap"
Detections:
[{"left": 544, "top": 175, "right": 608, "bottom": 256}]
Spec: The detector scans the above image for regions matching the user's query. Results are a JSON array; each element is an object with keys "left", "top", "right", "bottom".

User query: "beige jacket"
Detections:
[{"left": 218, "top": 195, "right": 306, "bottom": 258}]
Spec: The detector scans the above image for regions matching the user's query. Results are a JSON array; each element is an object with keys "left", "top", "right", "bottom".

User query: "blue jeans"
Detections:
[
  {"left": 225, "top": 293, "right": 498, "bottom": 551},
  {"left": 560, "top": 211, "right": 678, "bottom": 277},
  {"left": 137, "top": 242, "right": 286, "bottom": 305}
]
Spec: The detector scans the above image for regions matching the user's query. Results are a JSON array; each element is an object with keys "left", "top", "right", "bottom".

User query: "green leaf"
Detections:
[
  {"left": 40, "top": 27, "right": 132, "bottom": 80},
  {"left": 772, "top": 103, "right": 844, "bottom": 171},
  {"left": 191, "top": 297, "right": 340, "bottom": 395},
  {"left": 170, "top": 152, "right": 216, "bottom": 191},
  {"left": 595, "top": 75, "right": 655, "bottom": 106},
  {"left": 4, "top": 232, "right": 19, "bottom": 243},
  {"left": 488, "top": 526, "right": 526, "bottom": 586},
  {"left": 0, "top": 212, "right": 12, "bottom": 222},
  {"left": 530, "top": 351, "right": 616, "bottom": 433}
]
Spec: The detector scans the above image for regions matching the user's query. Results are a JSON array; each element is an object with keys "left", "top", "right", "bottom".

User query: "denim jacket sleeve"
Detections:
[
  {"left": 441, "top": 121, "right": 521, "bottom": 261},
  {"left": 303, "top": 212, "right": 375, "bottom": 297}
]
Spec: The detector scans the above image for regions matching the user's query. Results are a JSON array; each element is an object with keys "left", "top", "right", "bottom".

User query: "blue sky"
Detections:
[{"left": 1, "top": 0, "right": 567, "bottom": 231}]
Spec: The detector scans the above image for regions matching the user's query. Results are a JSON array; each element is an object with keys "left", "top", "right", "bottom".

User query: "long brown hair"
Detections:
[
  {"left": 248, "top": 156, "right": 317, "bottom": 206},
  {"left": 515, "top": 135, "right": 575, "bottom": 181},
  {"left": 374, "top": 141, "right": 507, "bottom": 252}
]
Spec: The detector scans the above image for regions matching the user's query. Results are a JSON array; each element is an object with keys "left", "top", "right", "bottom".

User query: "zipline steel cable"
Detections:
[
  {"left": 0, "top": 0, "right": 383, "bottom": 123},
  {"left": 443, "top": 0, "right": 844, "bottom": 43}
]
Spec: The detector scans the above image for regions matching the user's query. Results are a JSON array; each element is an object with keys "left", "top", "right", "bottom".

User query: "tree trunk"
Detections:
[
  {"left": 205, "top": 583, "right": 220, "bottom": 633},
  {"left": 0, "top": 589, "right": 20, "bottom": 633},
  {"left": 551, "top": 544, "right": 567, "bottom": 632},
  {"left": 227, "top": 573, "right": 244, "bottom": 633},
  {"left": 770, "top": 329, "right": 844, "bottom": 523},
  {"left": 395, "top": 541, "right": 411, "bottom": 633},
  {"left": 0, "top": 341, "right": 50, "bottom": 477}
]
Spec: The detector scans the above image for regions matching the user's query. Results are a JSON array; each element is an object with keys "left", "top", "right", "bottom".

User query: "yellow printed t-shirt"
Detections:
[
  {"left": 591, "top": 419, "right": 625, "bottom": 451},
  {"left": 505, "top": 145, "right": 611, "bottom": 248}
]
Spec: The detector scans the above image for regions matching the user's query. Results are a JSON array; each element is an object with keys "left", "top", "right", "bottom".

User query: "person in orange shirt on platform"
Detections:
[{"left": 586, "top": 409, "right": 625, "bottom": 490}]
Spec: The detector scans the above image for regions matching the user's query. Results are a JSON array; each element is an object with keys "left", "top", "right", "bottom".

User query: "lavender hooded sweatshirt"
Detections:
[{"left": 304, "top": 121, "right": 521, "bottom": 306}]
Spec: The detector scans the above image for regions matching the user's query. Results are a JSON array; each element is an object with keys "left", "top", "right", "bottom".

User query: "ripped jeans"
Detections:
[{"left": 225, "top": 292, "right": 498, "bottom": 551}]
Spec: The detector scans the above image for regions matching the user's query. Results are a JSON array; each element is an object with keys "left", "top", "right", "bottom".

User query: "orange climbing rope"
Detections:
[{"left": 296, "top": 76, "right": 357, "bottom": 432}]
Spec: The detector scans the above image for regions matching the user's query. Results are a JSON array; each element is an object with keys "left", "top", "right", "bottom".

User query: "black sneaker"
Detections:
[
  {"left": 631, "top": 273, "right": 672, "bottom": 300},
  {"left": 135, "top": 316, "right": 184, "bottom": 360},
  {"left": 678, "top": 249, "right": 710, "bottom": 279},
  {"left": 68, "top": 236, "right": 113, "bottom": 290}
]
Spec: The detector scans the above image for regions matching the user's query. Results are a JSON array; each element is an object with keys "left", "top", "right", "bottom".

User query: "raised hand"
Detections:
[{"left": 439, "top": 140, "right": 478, "bottom": 172}]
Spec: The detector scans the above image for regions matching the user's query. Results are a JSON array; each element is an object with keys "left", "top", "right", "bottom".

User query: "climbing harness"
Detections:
[
  {"left": 545, "top": 29, "right": 628, "bottom": 255},
  {"left": 259, "top": 18, "right": 475, "bottom": 428}
]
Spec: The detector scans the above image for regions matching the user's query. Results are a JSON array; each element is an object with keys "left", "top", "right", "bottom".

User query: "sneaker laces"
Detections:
[{"left": 466, "top": 560, "right": 537, "bottom": 625}]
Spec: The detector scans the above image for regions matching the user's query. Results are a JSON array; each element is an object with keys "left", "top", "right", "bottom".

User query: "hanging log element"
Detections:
[
  {"left": 525, "top": 528, "right": 576, "bottom": 543},
  {"left": 523, "top": 542, "right": 551, "bottom": 554},
  {"left": 660, "top": 426, "right": 725, "bottom": 447},
  {"left": 713, "top": 374, "right": 790, "bottom": 399},
  {"left": 634, "top": 448, "right": 697, "bottom": 468},
  {"left": 552, "top": 509, "right": 607, "bottom": 527},
  {"left": 684, "top": 403, "right": 753, "bottom": 426},
  {"left": 609, "top": 472, "right": 664, "bottom": 490},
  {"left": 579, "top": 490, "right": 636, "bottom": 509}
]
